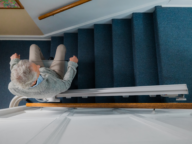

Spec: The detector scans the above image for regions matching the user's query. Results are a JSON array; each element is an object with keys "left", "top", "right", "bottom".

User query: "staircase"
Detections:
[{"left": 49, "top": 6, "right": 192, "bottom": 103}]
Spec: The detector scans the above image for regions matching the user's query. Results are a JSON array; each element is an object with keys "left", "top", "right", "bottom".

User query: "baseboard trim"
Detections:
[{"left": 0, "top": 36, "right": 51, "bottom": 41}]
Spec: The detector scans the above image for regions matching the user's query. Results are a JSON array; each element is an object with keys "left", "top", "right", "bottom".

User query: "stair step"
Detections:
[
  {"left": 78, "top": 29, "right": 95, "bottom": 103},
  {"left": 112, "top": 19, "right": 136, "bottom": 103},
  {"left": 154, "top": 6, "right": 192, "bottom": 102},
  {"left": 132, "top": 13, "right": 160, "bottom": 102},
  {"left": 50, "top": 36, "right": 64, "bottom": 57},
  {"left": 64, "top": 33, "right": 78, "bottom": 61},
  {"left": 63, "top": 33, "right": 78, "bottom": 103},
  {"left": 94, "top": 24, "right": 114, "bottom": 103}
]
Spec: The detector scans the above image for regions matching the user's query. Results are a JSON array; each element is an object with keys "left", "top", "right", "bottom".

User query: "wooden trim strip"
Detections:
[
  {"left": 0, "top": 0, "right": 24, "bottom": 9},
  {"left": 38, "top": 0, "right": 91, "bottom": 20},
  {"left": 26, "top": 103, "right": 192, "bottom": 109},
  {"left": 16, "top": 0, "right": 24, "bottom": 9}
]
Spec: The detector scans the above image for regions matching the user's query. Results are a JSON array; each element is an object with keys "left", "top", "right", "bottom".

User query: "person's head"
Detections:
[{"left": 11, "top": 60, "right": 40, "bottom": 89}]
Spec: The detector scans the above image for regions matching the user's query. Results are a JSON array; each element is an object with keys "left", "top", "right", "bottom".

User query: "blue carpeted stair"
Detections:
[
  {"left": 78, "top": 29, "right": 95, "bottom": 103},
  {"left": 62, "top": 33, "right": 78, "bottom": 103},
  {"left": 1, "top": 6, "right": 192, "bottom": 109},
  {"left": 154, "top": 6, "right": 192, "bottom": 102},
  {"left": 132, "top": 13, "right": 162, "bottom": 102},
  {"left": 94, "top": 24, "right": 114, "bottom": 103},
  {"left": 50, "top": 36, "right": 63, "bottom": 57},
  {"left": 112, "top": 19, "right": 136, "bottom": 103}
]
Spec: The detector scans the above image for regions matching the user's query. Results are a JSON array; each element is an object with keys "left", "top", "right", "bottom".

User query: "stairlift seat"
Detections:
[
  {"left": 36, "top": 60, "right": 68, "bottom": 102},
  {"left": 9, "top": 60, "right": 68, "bottom": 107},
  {"left": 42, "top": 60, "right": 68, "bottom": 76}
]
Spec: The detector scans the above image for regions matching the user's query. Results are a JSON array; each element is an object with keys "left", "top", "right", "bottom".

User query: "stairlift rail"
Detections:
[
  {"left": 56, "top": 84, "right": 188, "bottom": 100},
  {"left": 9, "top": 84, "right": 188, "bottom": 108}
]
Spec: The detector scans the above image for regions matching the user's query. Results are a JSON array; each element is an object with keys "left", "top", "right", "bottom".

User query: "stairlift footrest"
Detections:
[{"left": 176, "top": 95, "right": 187, "bottom": 101}]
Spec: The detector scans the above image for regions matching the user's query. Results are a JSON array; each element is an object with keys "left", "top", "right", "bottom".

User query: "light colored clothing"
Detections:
[
  {"left": 8, "top": 58, "right": 78, "bottom": 98},
  {"left": 29, "top": 44, "right": 66, "bottom": 79},
  {"left": 31, "top": 74, "right": 43, "bottom": 88}
]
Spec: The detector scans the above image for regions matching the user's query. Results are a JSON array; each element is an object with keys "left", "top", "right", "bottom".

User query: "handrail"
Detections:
[
  {"left": 26, "top": 103, "right": 192, "bottom": 109},
  {"left": 39, "top": 0, "right": 91, "bottom": 20}
]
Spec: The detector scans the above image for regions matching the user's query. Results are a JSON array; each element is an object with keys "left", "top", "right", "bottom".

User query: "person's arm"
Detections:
[
  {"left": 10, "top": 53, "right": 20, "bottom": 71},
  {"left": 58, "top": 56, "right": 78, "bottom": 92}
]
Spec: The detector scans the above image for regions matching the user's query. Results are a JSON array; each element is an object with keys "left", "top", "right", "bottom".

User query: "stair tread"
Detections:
[
  {"left": 154, "top": 6, "right": 192, "bottom": 102},
  {"left": 112, "top": 19, "right": 137, "bottom": 103},
  {"left": 94, "top": 24, "right": 114, "bottom": 103},
  {"left": 50, "top": 36, "right": 64, "bottom": 57},
  {"left": 78, "top": 29, "right": 95, "bottom": 103},
  {"left": 132, "top": 13, "right": 161, "bottom": 102},
  {"left": 64, "top": 33, "right": 78, "bottom": 93}
]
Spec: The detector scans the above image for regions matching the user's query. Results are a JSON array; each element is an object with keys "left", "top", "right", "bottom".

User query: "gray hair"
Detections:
[{"left": 11, "top": 60, "right": 37, "bottom": 89}]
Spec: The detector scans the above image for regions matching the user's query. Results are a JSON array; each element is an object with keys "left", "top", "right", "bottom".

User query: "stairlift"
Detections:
[
  {"left": 9, "top": 60, "right": 189, "bottom": 108},
  {"left": 35, "top": 60, "right": 68, "bottom": 103},
  {"left": 9, "top": 60, "right": 67, "bottom": 108}
]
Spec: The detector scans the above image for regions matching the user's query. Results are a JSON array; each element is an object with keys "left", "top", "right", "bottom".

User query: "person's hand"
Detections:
[
  {"left": 69, "top": 55, "right": 78, "bottom": 63},
  {"left": 10, "top": 53, "right": 20, "bottom": 60}
]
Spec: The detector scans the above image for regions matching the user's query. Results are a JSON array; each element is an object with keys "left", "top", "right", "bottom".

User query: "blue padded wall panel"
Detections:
[
  {"left": 132, "top": 13, "right": 161, "bottom": 102},
  {"left": 112, "top": 19, "right": 137, "bottom": 103},
  {"left": 94, "top": 24, "right": 114, "bottom": 103},
  {"left": 64, "top": 33, "right": 78, "bottom": 91},
  {"left": 50, "top": 36, "right": 64, "bottom": 57},
  {"left": 0, "top": 40, "right": 50, "bottom": 109},
  {"left": 78, "top": 29, "right": 95, "bottom": 103},
  {"left": 154, "top": 6, "right": 192, "bottom": 102}
]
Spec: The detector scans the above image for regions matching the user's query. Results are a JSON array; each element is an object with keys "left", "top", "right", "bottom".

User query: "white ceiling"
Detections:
[
  {"left": 20, "top": 0, "right": 170, "bottom": 36},
  {"left": 2, "top": 0, "right": 192, "bottom": 40}
]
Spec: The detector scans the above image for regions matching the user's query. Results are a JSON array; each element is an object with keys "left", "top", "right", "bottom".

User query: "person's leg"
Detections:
[
  {"left": 29, "top": 44, "right": 45, "bottom": 67},
  {"left": 50, "top": 44, "right": 66, "bottom": 79}
]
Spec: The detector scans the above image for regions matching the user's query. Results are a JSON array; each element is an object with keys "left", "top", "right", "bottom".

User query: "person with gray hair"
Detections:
[{"left": 8, "top": 44, "right": 78, "bottom": 99}]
